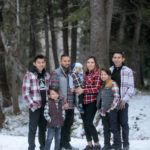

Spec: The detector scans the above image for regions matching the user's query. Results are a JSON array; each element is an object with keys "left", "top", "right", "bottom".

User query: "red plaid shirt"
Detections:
[{"left": 83, "top": 70, "right": 101, "bottom": 104}]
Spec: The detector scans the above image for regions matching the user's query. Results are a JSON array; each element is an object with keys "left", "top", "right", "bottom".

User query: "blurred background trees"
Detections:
[{"left": 0, "top": 0, "right": 150, "bottom": 127}]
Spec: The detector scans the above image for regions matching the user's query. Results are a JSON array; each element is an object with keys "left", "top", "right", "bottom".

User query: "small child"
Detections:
[
  {"left": 69, "top": 62, "right": 84, "bottom": 113},
  {"left": 97, "top": 68, "right": 121, "bottom": 150},
  {"left": 44, "top": 88, "right": 64, "bottom": 150}
]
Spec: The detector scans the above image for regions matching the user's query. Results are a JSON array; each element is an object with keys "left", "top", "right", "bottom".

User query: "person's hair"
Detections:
[
  {"left": 61, "top": 54, "right": 70, "bottom": 60},
  {"left": 101, "top": 68, "right": 111, "bottom": 76},
  {"left": 112, "top": 51, "right": 125, "bottom": 58},
  {"left": 84, "top": 56, "right": 99, "bottom": 72},
  {"left": 33, "top": 54, "right": 45, "bottom": 62},
  {"left": 48, "top": 87, "right": 59, "bottom": 95}
]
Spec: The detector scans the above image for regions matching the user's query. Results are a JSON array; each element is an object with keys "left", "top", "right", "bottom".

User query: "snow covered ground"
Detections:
[
  {"left": 0, "top": 92, "right": 150, "bottom": 150},
  {"left": 0, "top": 135, "right": 150, "bottom": 150}
]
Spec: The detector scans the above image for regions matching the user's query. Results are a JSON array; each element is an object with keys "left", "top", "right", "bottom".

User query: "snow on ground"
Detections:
[
  {"left": 0, "top": 92, "right": 150, "bottom": 149},
  {"left": 0, "top": 135, "right": 150, "bottom": 150}
]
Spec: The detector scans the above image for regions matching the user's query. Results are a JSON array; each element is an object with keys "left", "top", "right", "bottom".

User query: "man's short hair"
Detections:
[
  {"left": 112, "top": 51, "right": 125, "bottom": 57},
  {"left": 61, "top": 54, "right": 70, "bottom": 60},
  {"left": 33, "top": 54, "right": 45, "bottom": 62}
]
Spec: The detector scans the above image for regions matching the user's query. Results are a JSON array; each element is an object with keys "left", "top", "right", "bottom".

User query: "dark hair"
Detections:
[
  {"left": 84, "top": 56, "right": 99, "bottom": 72},
  {"left": 61, "top": 54, "right": 70, "bottom": 60},
  {"left": 48, "top": 87, "right": 59, "bottom": 95},
  {"left": 101, "top": 68, "right": 111, "bottom": 76},
  {"left": 33, "top": 54, "right": 45, "bottom": 62},
  {"left": 112, "top": 51, "right": 125, "bottom": 58}
]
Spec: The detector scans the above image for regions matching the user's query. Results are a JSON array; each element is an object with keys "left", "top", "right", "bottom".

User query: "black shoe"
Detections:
[
  {"left": 94, "top": 145, "right": 101, "bottom": 150},
  {"left": 101, "top": 145, "right": 111, "bottom": 150},
  {"left": 62, "top": 143, "right": 72, "bottom": 150},
  {"left": 83, "top": 145, "right": 93, "bottom": 150},
  {"left": 122, "top": 145, "right": 129, "bottom": 150},
  {"left": 111, "top": 144, "right": 122, "bottom": 150}
]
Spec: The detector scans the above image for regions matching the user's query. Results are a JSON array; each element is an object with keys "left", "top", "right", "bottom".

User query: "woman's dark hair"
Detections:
[
  {"left": 48, "top": 87, "right": 59, "bottom": 95},
  {"left": 101, "top": 68, "right": 111, "bottom": 76},
  {"left": 84, "top": 56, "right": 99, "bottom": 72},
  {"left": 33, "top": 54, "right": 45, "bottom": 62}
]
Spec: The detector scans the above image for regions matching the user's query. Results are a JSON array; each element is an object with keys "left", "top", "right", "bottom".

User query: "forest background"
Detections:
[{"left": 0, "top": 0, "right": 150, "bottom": 128}]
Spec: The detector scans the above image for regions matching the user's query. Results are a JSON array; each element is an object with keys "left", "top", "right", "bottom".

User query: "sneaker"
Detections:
[
  {"left": 83, "top": 145, "right": 93, "bottom": 150},
  {"left": 77, "top": 106, "right": 84, "bottom": 113},
  {"left": 94, "top": 145, "right": 101, "bottom": 150},
  {"left": 101, "top": 145, "right": 111, "bottom": 150}
]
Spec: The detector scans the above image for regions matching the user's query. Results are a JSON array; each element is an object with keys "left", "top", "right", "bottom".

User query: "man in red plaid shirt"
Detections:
[{"left": 22, "top": 55, "right": 50, "bottom": 150}]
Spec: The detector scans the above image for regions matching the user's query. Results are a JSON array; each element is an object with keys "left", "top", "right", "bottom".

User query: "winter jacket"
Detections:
[
  {"left": 69, "top": 72, "right": 83, "bottom": 89},
  {"left": 44, "top": 98, "right": 64, "bottom": 127},
  {"left": 97, "top": 79, "right": 120, "bottom": 116},
  {"left": 50, "top": 66, "right": 74, "bottom": 109}
]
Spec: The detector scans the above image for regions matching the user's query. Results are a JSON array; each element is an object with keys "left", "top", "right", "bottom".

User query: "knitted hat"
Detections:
[{"left": 71, "top": 62, "right": 83, "bottom": 73}]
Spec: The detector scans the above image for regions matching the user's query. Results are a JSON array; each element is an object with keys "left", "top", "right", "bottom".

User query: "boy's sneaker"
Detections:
[
  {"left": 83, "top": 145, "right": 93, "bottom": 150},
  {"left": 77, "top": 106, "right": 84, "bottom": 113}
]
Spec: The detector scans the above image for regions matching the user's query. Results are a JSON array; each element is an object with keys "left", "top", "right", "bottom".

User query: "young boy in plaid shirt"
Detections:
[
  {"left": 22, "top": 55, "right": 50, "bottom": 150},
  {"left": 44, "top": 88, "right": 65, "bottom": 150}
]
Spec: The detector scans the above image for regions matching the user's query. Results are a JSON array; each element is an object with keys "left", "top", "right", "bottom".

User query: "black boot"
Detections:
[
  {"left": 83, "top": 145, "right": 93, "bottom": 150},
  {"left": 101, "top": 145, "right": 111, "bottom": 150}
]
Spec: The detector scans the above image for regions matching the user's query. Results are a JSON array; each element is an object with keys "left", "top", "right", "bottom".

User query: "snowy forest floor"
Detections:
[{"left": 0, "top": 91, "right": 150, "bottom": 150}]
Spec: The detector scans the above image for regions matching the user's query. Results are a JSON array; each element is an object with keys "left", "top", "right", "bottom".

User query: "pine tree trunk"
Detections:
[
  {"left": 71, "top": 0, "right": 78, "bottom": 63},
  {"left": 131, "top": 15, "right": 143, "bottom": 88},
  {"left": 12, "top": 64, "right": 20, "bottom": 115},
  {"left": 90, "top": 0, "right": 113, "bottom": 68},
  {"left": 48, "top": 0, "right": 59, "bottom": 68},
  {"left": 43, "top": 0, "right": 50, "bottom": 72},
  {"left": 0, "top": 105, "right": 5, "bottom": 128},
  {"left": 61, "top": 0, "right": 69, "bottom": 55},
  {"left": 29, "top": 0, "right": 37, "bottom": 65},
  {"left": 0, "top": 1, "right": 12, "bottom": 107}
]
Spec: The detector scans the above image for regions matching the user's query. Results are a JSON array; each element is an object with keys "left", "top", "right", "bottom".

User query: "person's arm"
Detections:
[
  {"left": 44, "top": 102, "right": 51, "bottom": 123},
  {"left": 96, "top": 90, "right": 101, "bottom": 109},
  {"left": 84, "top": 72, "right": 101, "bottom": 94},
  {"left": 22, "top": 73, "right": 38, "bottom": 112},
  {"left": 51, "top": 71, "right": 68, "bottom": 106},
  {"left": 122, "top": 69, "right": 135, "bottom": 102},
  {"left": 111, "top": 82, "right": 120, "bottom": 110},
  {"left": 69, "top": 74, "right": 74, "bottom": 89},
  {"left": 50, "top": 71, "right": 59, "bottom": 89}
]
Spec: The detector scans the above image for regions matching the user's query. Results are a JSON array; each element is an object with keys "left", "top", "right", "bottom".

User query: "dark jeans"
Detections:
[
  {"left": 78, "top": 94, "right": 84, "bottom": 105},
  {"left": 28, "top": 108, "right": 47, "bottom": 150},
  {"left": 102, "top": 109, "right": 121, "bottom": 147},
  {"left": 44, "top": 127, "right": 61, "bottom": 150},
  {"left": 60, "top": 109, "right": 74, "bottom": 146},
  {"left": 118, "top": 103, "right": 129, "bottom": 146},
  {"left": 81, "top": 102, "right": 99, "bottom": 143}
]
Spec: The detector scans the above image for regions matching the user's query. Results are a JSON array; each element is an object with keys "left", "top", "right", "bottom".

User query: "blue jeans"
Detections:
[{"left": 44, "top": 127, "right": 61, "bottom": 150}]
